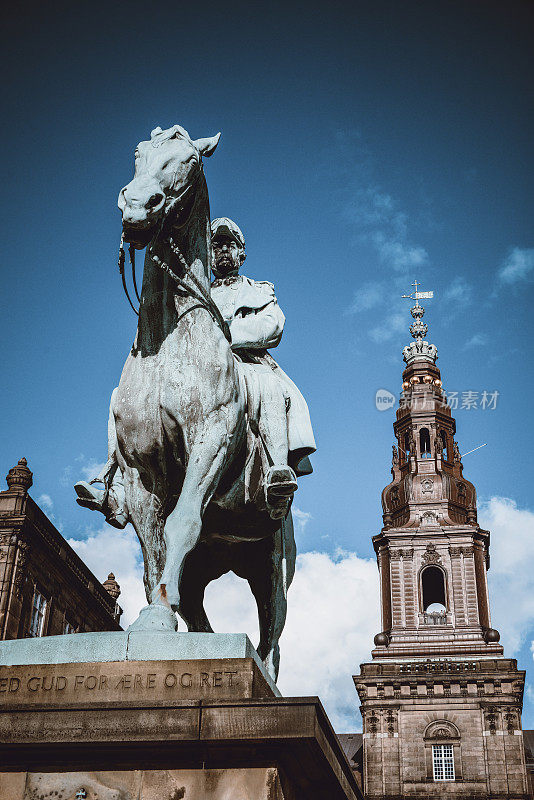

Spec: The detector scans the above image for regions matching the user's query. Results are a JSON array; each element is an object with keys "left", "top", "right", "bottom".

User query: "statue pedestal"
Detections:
[{"left": 0, "top": 633, "right": 362, "bottom": 799}]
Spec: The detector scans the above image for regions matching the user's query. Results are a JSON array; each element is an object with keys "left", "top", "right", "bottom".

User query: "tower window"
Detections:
[
  {"left": 432, "top": 744, "right": 455, "bottom": 781},
  {"left": 419, "top": 427, "right": 431, "bottom": 458},
  {"left": 440, "top": 430, "right": 448, "bottom": 460},
  {"left": 422, "top": 566, "right": 446, "bottom": 611},
  {"left": 404, "top": 432, "right": 410, "bottom": 457}
]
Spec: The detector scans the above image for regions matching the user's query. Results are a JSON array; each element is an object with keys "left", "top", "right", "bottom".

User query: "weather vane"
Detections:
[{"left": 401, "top": 279, "right": 434, "bottom": 307}]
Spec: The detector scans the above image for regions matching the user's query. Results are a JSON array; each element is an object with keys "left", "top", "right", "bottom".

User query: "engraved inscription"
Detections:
[{"left": 0, "top": 659, "right": 261, "bottom": 706}]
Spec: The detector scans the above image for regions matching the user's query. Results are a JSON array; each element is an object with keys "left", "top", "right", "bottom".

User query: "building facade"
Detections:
[
  {"left": 0, "top": 458, "right": 122, "bottom": 641},
  {"left": 353, "top": 287, "right": 530, "bottom": 798}
]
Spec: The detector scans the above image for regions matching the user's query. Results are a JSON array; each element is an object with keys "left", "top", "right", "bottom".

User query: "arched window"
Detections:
[
  {"left": 440, "top": 430, "right": 448, "bottom": 460},
  {"left": 404, "top": 432, "right": 411, "bottom": 457},
  {"left": 421, "top": 566, "right": 446, "bottom": 613},
  {"left": 420, "top": 427, "right": 431, "bottom": 458}
]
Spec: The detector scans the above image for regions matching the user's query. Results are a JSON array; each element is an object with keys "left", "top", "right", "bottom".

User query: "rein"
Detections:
[{"left": 118, "top": 166, "right": 231, "bottom": 343}]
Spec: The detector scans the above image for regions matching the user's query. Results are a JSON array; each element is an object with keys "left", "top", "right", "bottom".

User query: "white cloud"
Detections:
[
  {"left": 66, "top": 496, "right": 534, "bottom": 733},
  {"left": 347, "top": 281, "right": 384, "bottom": 314},
  {"left": 369, "top": 312, "right": 406, "bottom": 343},
  {"left": 205, "top": 550, "right": 379, "bottom": 731},
  {"left": 498, "top": 247, "right": 534, "bottom": 285},
  {"left": 463, "top": 333, "right": 487, "bottom": 349},
  {"left": 346, "top": 184, "right": 428, "bottom": 276},
  {"left": 479, "top": 497, "right": 534, "bottom": 654},
  {"left": 292, "top": 506, "right": 312, "bottom": 533},
  {"left": 38, "top": 493, "right": 53, "bottom": 511},
  {"left": 69, "top": 520, "right": 379, "bottom": 732},
  {"left": 61, "top": 456, "right": 108, "bottom": 489},
  {"left": 372, "top": 232, "right": 428, "bottom": 272},
  {"left": 443, "top": 276, "right": 473, "bottom": 308},
  {"left": 68, "top": 525, "right": 146, "bottom": 627},
  {"left": 79, "top": 459, "right": 108, "bottom": 482}
]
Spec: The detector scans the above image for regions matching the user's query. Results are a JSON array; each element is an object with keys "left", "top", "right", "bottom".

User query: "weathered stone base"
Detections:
[
  {"left": 0, "top": 636, "right": 362, "bottom": 799},
  {"left": 1, "top": 767, "right": 284, "bottom": 799},
  {"left": 0, "top": 695, "right": 361, "bottom": 799}
]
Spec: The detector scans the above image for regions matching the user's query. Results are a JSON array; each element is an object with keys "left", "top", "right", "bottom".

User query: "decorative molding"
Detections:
[
  {"left": 421, "top": 478, "right": 434, "bottom": 495},
  {"left": 421, "top": 543, "right": 442, "bottom": 566},
  {"left": 424, "top": 720, "right": 460, "bottom": 741},
  {"left": 449, "top": 545, "right": 474, "bottom": 557},
  {"left": 420, "top": 510, "right": 439, "bottom": 526}
]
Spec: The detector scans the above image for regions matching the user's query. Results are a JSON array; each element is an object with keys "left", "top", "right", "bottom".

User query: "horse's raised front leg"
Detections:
[
  {"left": 152, "top": 417, "right": 232, "bottom": 613},
  {"left": 247, "top": 513, "right": 296, "bottom": 683}
]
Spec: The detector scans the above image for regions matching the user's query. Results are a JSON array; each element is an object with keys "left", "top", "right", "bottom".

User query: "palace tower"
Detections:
[{"left": 354, "top": 284, "right": 529, "bottom": 799}]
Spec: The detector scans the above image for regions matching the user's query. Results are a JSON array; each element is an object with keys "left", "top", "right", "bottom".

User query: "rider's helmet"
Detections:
[{"left": 211, "top": 217, "right": 245, "bottom": 249}]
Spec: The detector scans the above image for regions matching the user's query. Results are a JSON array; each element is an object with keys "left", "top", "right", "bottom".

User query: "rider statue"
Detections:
[
  {"left": 74, "top": 216, "right": 315, "bottom": 522},
  {"left": 210, "top": 217, "right": 315, "bottom": 511}
]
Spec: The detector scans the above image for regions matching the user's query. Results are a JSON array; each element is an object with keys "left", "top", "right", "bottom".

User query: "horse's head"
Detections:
[{"left": 118, "top": 124, "right": 220, "bottom": 249}]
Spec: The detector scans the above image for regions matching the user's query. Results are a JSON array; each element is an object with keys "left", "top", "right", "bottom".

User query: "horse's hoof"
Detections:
[{"left": 127, "top": 603, "right": 178, "bottom": 632}]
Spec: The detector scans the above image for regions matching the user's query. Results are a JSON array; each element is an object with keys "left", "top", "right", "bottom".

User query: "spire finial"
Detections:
[
  {"left": 103, "top": 572, "right": 121, "bottom": 600},
  {"left": 401, "top": 279, "right": 438, "bottom": 365},
  {"left": 5, "top": 458, "right": 33, "bottom": 494}
]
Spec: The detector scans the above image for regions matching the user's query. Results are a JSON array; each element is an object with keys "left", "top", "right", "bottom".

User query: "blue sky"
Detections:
[{"left": 2, "top": 0, "right": 533, "bottom": 729}]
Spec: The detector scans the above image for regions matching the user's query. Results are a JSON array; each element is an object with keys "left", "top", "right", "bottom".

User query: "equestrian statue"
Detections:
[{"left": 74, "top": 124, "right": 315, "bottom": 680}]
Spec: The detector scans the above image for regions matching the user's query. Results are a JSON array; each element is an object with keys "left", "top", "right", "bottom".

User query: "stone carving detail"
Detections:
[
  {"left": 421, "top": 510, "right": 439, "bottom": 526},
  {"left": 391, "top": 548, "right": 413, "bottom": 560},
  {"left": 421, "top": 478, "right": 434, "bottom": 495},
  {"left": 421, "top": 543, "right": 442, "bottom": 565},
  {"left": 392, "top": 445, "right": 399, "bottom": 465},
  {"left": 504, "top": 710, "right": 517, "bottom": 734},
  {"left": 485, "top": 706, "right": 499, "bottom": 734},
  {"left": 366, "top": 711, "right": 380, "bottom": 735},
  {"left": 389, "top": 486, "right": 400, "bottom": 508},
  {"left": 14, "top": 539, "right": 30, "bottom": 597},
  {"left": 385, "top": 709, "right": 397, "bottom": 734},
  {"left": 449, "top": 546, "right": 473, "bottom": 557},
  {"left": 424, "top": 720, "right": 460, "bottom": 741}
]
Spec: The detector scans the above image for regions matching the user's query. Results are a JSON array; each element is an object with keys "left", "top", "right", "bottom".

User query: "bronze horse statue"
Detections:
[{"left": 78, "top": 125, "right": 304, "bottom": 680}]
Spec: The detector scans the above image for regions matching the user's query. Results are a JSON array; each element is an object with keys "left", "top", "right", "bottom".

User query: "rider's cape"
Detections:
[{"left": 211, "top": 276, "right": 316, "bottom": 471}]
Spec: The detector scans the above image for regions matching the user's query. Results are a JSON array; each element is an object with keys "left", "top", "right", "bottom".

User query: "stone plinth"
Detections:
[
  {"left": 0, "top": 630, "right": 278, "bottom": 702},
  {"left": 0, "top": 633, "right": 362, "bottom": 799}
]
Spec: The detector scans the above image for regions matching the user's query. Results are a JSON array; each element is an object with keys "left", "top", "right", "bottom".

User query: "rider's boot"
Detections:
[
  {"left": 264, "top": 464, "right": 298, "bottom": 519},
  {"left": 74, "top": 479, "right": 129, "bottom": 530},
  {"left": 74, "top": 480, "right": 106, "bottom": 511}
]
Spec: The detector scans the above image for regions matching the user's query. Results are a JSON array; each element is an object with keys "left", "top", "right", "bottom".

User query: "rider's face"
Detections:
[{"left": 212, "top": 235, "right": 243, "bottom": 276}]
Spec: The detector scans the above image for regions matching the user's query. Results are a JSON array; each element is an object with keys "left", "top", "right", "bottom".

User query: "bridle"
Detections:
[{"left": 118, "top": 165, "right": 231, "bottom": 343}]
